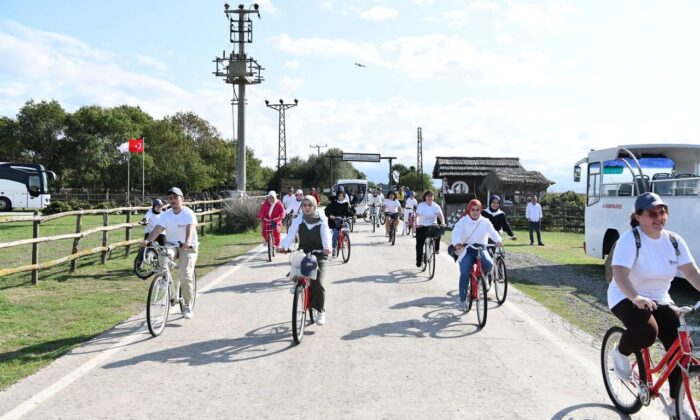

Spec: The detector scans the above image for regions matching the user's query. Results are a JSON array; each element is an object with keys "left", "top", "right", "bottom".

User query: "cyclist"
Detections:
[
  {"left": 451, "top": 199, "right": 502, "bottom": 311},
  {"left": 141, "top": 198, "right": 165, "bottom": 246},
  {"left": 415, "top": 190, "right": 446, "bottom": 266},
  {"left": 285, "top": 189, "right": 303, "bottom": 222},
  {"left": 397, "top": 186, "right": 406, "bottom": 207},
  {"left": 608, "top": 192, "right": 700, "bottom": 403},
  {"left": 403, "top": 191, "right": 418, "bottom": 234},
  {"left": 141, "top": 187, "right": 199, "bottom": 319},
  {"left": 280, "top": 195, "right": 332, "bottom": 326},
  {"left": 482, "top": 195, "right": 517, "bottom": 241},
  {"left": 324, "top": 189, "right": 352, "bottom": 257},
  {"left": 368, "top": 189, "right": 382, "bottom": 223},
  {"left": 256, "top": 191, "right": 285, "bottom": 248},
  {"left": 382, "top": 190, "right": 402, "bottom": 239}
]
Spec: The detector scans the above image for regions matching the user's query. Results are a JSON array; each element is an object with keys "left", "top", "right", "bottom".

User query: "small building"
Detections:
[{"left": 432, "top": 156, "right": 554, "bottom": 223}]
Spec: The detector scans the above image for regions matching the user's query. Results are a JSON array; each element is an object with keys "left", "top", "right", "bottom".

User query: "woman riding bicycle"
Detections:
[
  {"left": 403, "top": 191, "right": 418, "bottom": 232},
  {"left": 280, "top": 196, "right": 332, "bottom": 325},
  {"left": 141, "top": 198, "right": 166, "bottom": 246},
  {"left": 324, "top": 190, "right": 352, "bottom": 257},
  {"left": 608, "top": 192, "right": 700, "bottom": 402},
  {"left": 256, "top": 191, "right": 285, "bottom": 248},
  {"left": 414, "top": 190, "right": 446, "bottom": 267},
  {"left": 482, "top": 195, "right": 517, "bottom": 241},
  {"left": 451, "top": 199, "right": 502, "bottom": 311},
  {"left": 382, "top": 190, "right": 402, "bottom": 239}
]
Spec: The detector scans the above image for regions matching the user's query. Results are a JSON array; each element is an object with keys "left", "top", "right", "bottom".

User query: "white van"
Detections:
[{"left": 333, "top": 179, "right": 369, "bottom": 214}]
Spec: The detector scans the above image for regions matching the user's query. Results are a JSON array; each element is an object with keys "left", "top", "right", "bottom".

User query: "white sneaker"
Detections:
[
  {"left": 316, "top": 311, "right": 326, "bottom": 326},
  {"left": 182, "top": 305, "right": 194, "bottom": 319},
  {"left": 458, "top": 301, "right": 467, "bottom": 312},
  {"left": 611, "top": 347, "right": 632, "bottom": 381},
  {"left": 289, "top": 284, "right": 296, "bottom": 294}
]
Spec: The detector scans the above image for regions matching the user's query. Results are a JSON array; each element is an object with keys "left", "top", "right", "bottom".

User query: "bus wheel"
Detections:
[{"left": 0, "top": 197, "right": 12, "bottom": 211}]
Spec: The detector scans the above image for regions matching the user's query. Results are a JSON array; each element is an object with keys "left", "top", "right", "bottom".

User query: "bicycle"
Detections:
[
  {"left": 261, "top": 218, "right": 278, "bottom": 262},
  {"left": 485, "top": 245, "right": 508, "bottom": 305},
  {"left": 332, "top": 216, "right": 352, "bottom": 263},
  {"left": 459, "top": 243, "right": 488, "bottom": 329},
  {"left": 403, "top": 210, "right": 415, "bottom": 237},
  {"left": 420, "top": 225, "right": 445, "bottom": 280},
  {"left": 283, "top": 211, "right": 294, "bottom": 233},
  {"left": 284, "top": 249, "right": 324, "bottom": 345},
  {"left": 145, "top": 242, "right": 198, "bottom": 337},
  {"left": 368, "top": 205, "right": 379, "bottom": 233},
  {"left": 601, "top": 301, "right": 700, "bottom": 418},
  {"left": 385, "top": 212, "right": 400, "bottom": 245}
]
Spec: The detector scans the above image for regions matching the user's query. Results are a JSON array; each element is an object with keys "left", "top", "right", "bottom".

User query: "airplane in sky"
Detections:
[{"left": 354, "top": 62, "right": 366, "bottom": 68}]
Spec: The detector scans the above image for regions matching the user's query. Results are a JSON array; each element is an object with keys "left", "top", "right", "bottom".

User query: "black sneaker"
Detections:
[
  {"left": 416, "top": 261, "right": 421, "bottom": 268},
  {"left": 538, "top": 243, "right": 545, "bottom": 246}
]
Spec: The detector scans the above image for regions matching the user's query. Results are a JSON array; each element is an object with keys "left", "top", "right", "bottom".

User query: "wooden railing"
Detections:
[{"left": 0, "top": 199, "right": 230, "bottom": 284}]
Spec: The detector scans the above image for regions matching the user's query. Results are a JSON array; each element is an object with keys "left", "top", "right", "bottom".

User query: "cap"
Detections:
[
  {"left": 267, "top": 190, "right": 277, "bottom": 198},
  {"left": 152, "top": 199, "right": 164, "bottom": 207},
  {"left": 635, "top": 192, "right": 666, "bottom": 211},
  {"left": 167, "top": 187, "right": 183, "bottom": 197},
  {"left": 295, "top": 189, "right": 303, "bottom": 195}
]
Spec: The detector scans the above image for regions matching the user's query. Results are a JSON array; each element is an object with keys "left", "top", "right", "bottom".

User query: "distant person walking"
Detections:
[
  {"left": 526, "top": 195, "right": 544, "bottom": 246},
  {"left": 310, "top": 187, "right": 321, "bottom": 207}
]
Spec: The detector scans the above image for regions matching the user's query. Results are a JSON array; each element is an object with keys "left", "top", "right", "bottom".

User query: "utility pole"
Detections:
[
  {"left": 381, "top": 156, "right": 397, "bottom": 191},
  {"left": 417, "top": 127, "right": 424, "bottom": 192},
  {"left": 213, "top": 3, "right": 264, "bottom": 194},
  {"left": 265, "top": 99, "right": 298, "bottom": 172},
  {"left": 310, "top": 144, "right": 327, "bottom": 156}
]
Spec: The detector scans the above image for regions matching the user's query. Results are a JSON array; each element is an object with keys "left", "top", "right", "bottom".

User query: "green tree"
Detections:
[
  {"left": 15, "top": 100, "right": 68, "bottom": 183},
  {"left": 399, "top": 170, "right": 433, "bottom": 195},
  {"left": 0, "top": 117, "right": 22, "bottom": 161}
]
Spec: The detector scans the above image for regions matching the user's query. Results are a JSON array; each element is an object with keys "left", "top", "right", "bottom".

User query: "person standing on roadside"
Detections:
[
  {"left": 526, "top": 195, "right": 544, "bottom": 246},
  {"left": 141, "top": 187, "right": 199, "bottom": 319}
]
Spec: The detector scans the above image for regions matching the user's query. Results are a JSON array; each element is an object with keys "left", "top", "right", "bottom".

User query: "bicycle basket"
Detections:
[
  {"left": 333, "top": 218, "right": 344, "bottom": 229},
  {"left": 427, "top": 226, "right": 445, "bottom": 238},
  {"left": 679, "top": 325, "right": 700, "bottom": 356},
  {"left": 300, "top": 255, "right": 318, "bottom": 279}
]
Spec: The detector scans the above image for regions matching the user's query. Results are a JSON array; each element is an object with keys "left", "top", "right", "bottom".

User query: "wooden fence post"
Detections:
[
  {"left": 125, "top": 209, "right": 132, "bottom": 257},
  {"left": 70, "top": 212, "right": 83, "bottom": 273},
  {"left": 31, "top": 211, "right": 40, "bottom": 285},
  {"left": 101, "top": 209, "right": 109, "bottom": 264}
]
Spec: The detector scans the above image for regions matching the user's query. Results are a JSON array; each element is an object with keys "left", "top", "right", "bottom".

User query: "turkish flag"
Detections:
[{"left": 129, "top": 137, "right": 144, "bottom": 153}]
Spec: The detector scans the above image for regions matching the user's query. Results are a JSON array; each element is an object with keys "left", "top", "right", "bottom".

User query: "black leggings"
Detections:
[
  {"left": 415, "top": 226, "right": 441, "bottom": 264},
  {"left": 611, "top": 299, "right": 680, "bottom": 397}
]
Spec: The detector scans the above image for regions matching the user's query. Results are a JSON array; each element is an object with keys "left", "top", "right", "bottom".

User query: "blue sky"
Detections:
[{"left": 2, "top": 0, "right": 700, "bottom": 192}]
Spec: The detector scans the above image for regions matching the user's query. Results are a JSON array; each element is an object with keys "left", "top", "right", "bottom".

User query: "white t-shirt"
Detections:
[
  {"left": 286, "top": 198, "right": 302, "bottom": 216},
  {"left": 383, "top": 198, "right": 401, "bottom": 213},
  {"left": 369, "top": 194, "right": 382, "bottom": 207},
  {"left": 282, "top": 194, "right": 296, "bottom": 210},
  {"left": 157, "top": 207, "right": 199, "bottom": 248},
  {"left": 416, "top": 202, "right": 444, "bottom": 226},
  {"left": 607, "top": 228, "right": 694, "bottom": 309},
  {"left": 404, "top": 197, "right": 418, "bottom": 211},
  {"left": 526, "top": 203, "right": 543, "bottom": 222},
  {"left": 144, "top": 208, "right": 164, "bottom": 234}
]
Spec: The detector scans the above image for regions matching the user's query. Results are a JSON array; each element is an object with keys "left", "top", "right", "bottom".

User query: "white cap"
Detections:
[
  {"left": 295, "top": 189, "right": 303, "bottom": 195},
  {"left": 267, "top": 190, "right": 277, "bottom": 198}
]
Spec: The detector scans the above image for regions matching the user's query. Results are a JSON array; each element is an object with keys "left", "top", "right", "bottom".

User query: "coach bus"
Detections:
[
  {"left": 573, "top": 144, "right": 700, "bottom": 261},
  {"left": 0, "top": 163, "right": 56, "bottom": 211}
]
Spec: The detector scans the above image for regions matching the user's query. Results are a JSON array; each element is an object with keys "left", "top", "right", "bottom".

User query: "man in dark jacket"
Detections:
[
  {"left": 324, "top": 190, "right": 352, "bottom": 257},
  {"left": 481, "top": 195, "right": 517, "bottom": 240}
]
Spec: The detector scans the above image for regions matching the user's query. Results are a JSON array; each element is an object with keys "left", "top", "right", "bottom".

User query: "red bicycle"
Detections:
[
  {"left": 460, "top": 243, "right": 488, "bottom": 329},
  {"left": 284, "top": 249, "right": 324, "bottom": 345},
  {"left": 261, "top": 218, "right": 279, "bottom": 262},
  {"left": 403, "top": 209, "right": 415, "bottom": 237},
  {"left": 601, "top": 301, "right": 700, "bottom": 418},
  {"left": 332, "top": 216, "right": 351, "bottom": 263}
]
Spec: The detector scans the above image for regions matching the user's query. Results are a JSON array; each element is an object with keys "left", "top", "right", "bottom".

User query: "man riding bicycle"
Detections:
[
  {"left": 451, "top": 199, "right": 502, "bottom": 312},
  {"left": 324, "top": 190, "right": 352, "bottom": 257},
  {"left": 284, "top": 189, "right": 303, "bottom": 225},
  {"left": 141, "top": 187, "right": 199, "bottom": 319},
  {"left": 414, "top": 190, "right": 446, "bottom": 267}
]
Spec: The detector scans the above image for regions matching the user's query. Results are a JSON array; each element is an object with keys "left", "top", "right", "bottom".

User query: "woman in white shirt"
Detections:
[
  {"left": 607, "top": 193, "right": 700, "bottom": 403},
  {"left": 451, "top": 199, "right": 502, "bottom": 311},
  {"left": 414, "top": 191, "right": 446, "bottom": 266},
  {"left": 382, "top": 190, "right": 402, "bottom": 238},
  {"left": 403, "top": 191, "right": 418, "bottom": 235}
]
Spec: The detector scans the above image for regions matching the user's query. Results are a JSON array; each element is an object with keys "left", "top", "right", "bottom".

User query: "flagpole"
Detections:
[
  {"left": 127, "top": 151, "right": 131, "bottom": 207},
  {"left": 142, "top": 137, "right": 145, "bottom": 203}
]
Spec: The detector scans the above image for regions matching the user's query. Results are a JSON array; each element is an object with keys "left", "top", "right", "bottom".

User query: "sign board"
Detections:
[
  {"left": 342, "top": 153, "right": 380, "bottom": 163},
  {"left": 392, "top": 170, "right": 400, "bottom": 183}
]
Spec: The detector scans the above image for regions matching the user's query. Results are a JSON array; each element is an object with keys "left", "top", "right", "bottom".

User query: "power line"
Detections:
[
  {"left": 265, "top": 99, "right": 299, "bottom": 172},
  {"left": 310, "top": 144, "right": 327, "bottom": 155},
  {"left": 417, "top": 127, "right": 424, "bottom": 192}
]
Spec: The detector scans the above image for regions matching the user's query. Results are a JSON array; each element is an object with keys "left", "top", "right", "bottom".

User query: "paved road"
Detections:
[{"left": 0, "top": 223, "right": 668, "bottom": 419}]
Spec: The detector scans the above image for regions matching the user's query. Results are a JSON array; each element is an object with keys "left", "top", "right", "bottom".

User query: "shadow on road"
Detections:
[
  {"left": 550, "top": 403, "right": 628, "bottom": 419},
  {"left": 102, "top": 322, "right": 294, "bottom": 368},
  {"left": 204, "top": 278, "right": 289, "bottom": 295},
  {"left": 334, "top": 269, "right": 428, "bottom": 285}
]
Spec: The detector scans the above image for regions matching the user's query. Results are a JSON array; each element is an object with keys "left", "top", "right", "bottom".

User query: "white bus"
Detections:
[
  {"left": 0, "top": 163, "right": 56, "bottom": 211},
  {"left": 574, "top": 144, "right": 700, "bottom": 261},
  {"left": 333, "top": 179, "right": 369, "bottom": 214}
]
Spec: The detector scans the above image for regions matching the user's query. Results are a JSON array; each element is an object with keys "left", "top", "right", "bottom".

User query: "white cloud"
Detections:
[
  {"left": 506, "top": 1, "right": 579, "bottom": 34},
  {"left": 280, "top": 76, "right": 304, "bottom": 92},
  {"left": 360, "top": 6, "right": 399, "bottom": 23},
  {"left": 284, "top": 60, "right": 299, "bottom": 69},
  {"left": 469, "top": 0, "right": 501, "bottom": 13}
]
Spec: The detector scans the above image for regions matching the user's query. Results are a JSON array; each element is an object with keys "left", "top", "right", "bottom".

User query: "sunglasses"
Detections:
[
  {"left": 645, "top": 208, "right": 668, "bottom": 219},
  {"left": 302, "top": 203, "right": 315, "bottom": 207}
]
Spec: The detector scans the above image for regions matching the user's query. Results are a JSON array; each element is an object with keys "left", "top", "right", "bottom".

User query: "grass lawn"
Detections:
[{"left": 0, "top": 224, "right": 260, "bottom": 389}]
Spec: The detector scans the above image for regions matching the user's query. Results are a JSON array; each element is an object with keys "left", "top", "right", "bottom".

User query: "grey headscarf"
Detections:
[{"left": 301, "top": 195, "right": 321, "bottom": 224}]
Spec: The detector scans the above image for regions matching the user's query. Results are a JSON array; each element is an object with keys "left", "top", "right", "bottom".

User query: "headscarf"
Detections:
[
  {"left": 301, "top": 195, "right": 322, "bottom": 224},
  {"left": 488, "top": 195, "right": 500, "bottom": 213},
  {"left": 466, "top": 199, "right": 482, "bottom": 220}
]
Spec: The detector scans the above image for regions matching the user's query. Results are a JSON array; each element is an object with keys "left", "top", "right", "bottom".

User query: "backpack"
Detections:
[{"left": 604, "top": 228, "right": 680, "bottom": 283}]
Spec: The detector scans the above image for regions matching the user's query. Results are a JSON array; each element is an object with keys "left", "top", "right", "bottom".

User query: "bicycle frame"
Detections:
[
  {"left": 470, "top": 253, "right": 483, "bottom": 299},
  {"left": 152, "top": 244, "right": 180, "bottom": 304}
]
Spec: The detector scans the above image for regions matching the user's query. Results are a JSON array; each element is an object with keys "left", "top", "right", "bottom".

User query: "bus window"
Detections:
[
  {"left": 28, "top": 175, "right": 41, "bottom": 196},
  {"left": 587, "top": 162, "right": 601, "bottom": 206}
]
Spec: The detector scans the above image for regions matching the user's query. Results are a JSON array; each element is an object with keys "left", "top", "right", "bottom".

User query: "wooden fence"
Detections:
[
  {"left": 0, "top": 199, "right": 231, "bottom": 284},
  {"left": 505, "top": 205, "right": 584, "bottom": 232}
]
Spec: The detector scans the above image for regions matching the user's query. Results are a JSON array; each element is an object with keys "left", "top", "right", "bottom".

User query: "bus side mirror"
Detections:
[{"left": 574, "top": 166, "right": 581, "bottom": 182}]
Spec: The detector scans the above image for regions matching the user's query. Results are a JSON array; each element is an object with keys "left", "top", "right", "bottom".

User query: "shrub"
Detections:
[
  {"left": 92, "top": 200, "right": 118, "bottom": 209},
  {"left": 42, "top": 200, "right": 73, "bottom": 215},
  {"left": 218, "top": 199, "right": 260, "bottom": 234},
  {"left": 67, "top": 198, "right": 91, "bottom": 210}
]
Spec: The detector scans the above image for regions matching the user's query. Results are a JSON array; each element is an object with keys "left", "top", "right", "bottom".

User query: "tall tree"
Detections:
[{"left": 15, "top": 100, "right": 67, "bottom": 183}]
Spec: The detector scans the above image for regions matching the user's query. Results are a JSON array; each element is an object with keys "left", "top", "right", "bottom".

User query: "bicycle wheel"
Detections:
[
  {"left": 372, "top": 216, "right": 376, "bottom": 233},
  {"left": 428, "top": 242, "right": 436, "bottom": 280},
  {"left": 267, "top": 232, "right": 273, "bottom": 262},
  {"left": 677, "top": 368, "right": 700, "bottom": 419},
  {"left": 476, "top": 275, "right": 488, "bottom": 328},
  {"left": 379, "top": 212, "right": 386, "bottom": 225},
  {"left": 341, "top": 234, "right": 351, "bottom": 263},
  {"left": 421, "top": 239, "right": 429, "bottom": 272},
  {"left": 292, "top": 281, "right": 307, "bottom": 345},
  {"left": 601, "top": 326, "right": 645, "bottom": 414},
  {"left": 179, "top": 271, "right": 197, "bottom": 313},
  {"left": 134, "top": 248, "right": 157, "bottom": 279},
  {"left": 146, "top": 275, "right": 170, "bottom": 337},
  {"left": 363, "top": 208, "right": 370, "bottom": 222},
  {"left": 493, "top": 257, "right": 508, "bottom": 305},
  {"left": 465, "top": 275, "right": 473, "bottom": 313},
  {"left": 391, "top": 223, "right": 396, "bottom": 246}
]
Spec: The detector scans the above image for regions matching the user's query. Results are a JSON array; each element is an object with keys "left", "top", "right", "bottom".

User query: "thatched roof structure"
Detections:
[
  {"left": 432, "top": 157, "right": 522, "bottom": 178},
  {"left": 480, "top": 167, "right": 554, "bottom": 193}
]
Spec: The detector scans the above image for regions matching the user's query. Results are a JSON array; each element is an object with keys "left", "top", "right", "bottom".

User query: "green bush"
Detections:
[
  {"left": 218, "top": 199, "right": 260, "bottom": 234},
  {"left": 92, "top": 200, "right": 118, "bottom": 209},
  {"left": 42, "top": 200, "right": 73, "bottom": 215},
  {"left": 67, "top": 198, "right": 91, "bottom": 210}
]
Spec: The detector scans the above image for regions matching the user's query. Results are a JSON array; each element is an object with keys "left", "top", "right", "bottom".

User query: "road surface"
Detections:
[{"left": 0, "top": 222, "right": 668, "bottom": 419}]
